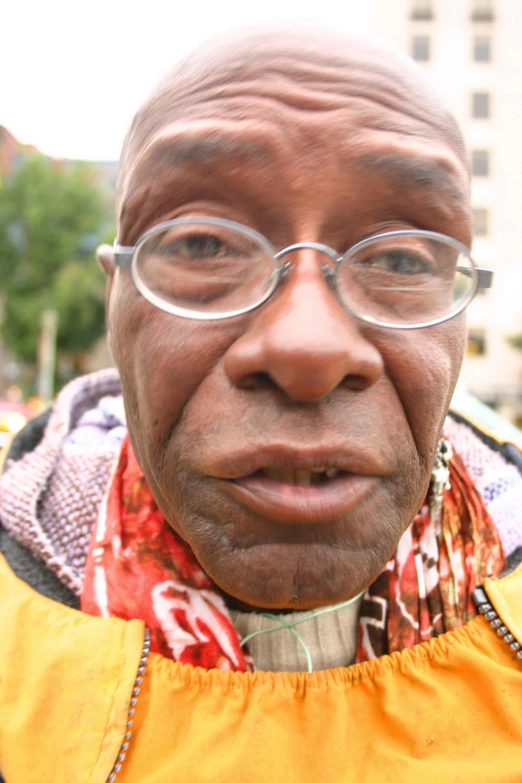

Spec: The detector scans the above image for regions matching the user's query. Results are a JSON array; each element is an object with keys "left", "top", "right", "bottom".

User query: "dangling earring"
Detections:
[{"left": 429, "top": 438, "right": 453, "bottom": 523}]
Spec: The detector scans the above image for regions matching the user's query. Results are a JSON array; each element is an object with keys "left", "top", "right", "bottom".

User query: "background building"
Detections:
[{"left": 369, "top": 0, "right": 522, "bottom": 424}]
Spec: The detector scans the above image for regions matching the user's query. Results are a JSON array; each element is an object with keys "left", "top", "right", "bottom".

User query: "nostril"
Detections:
[
  {"left": 340, "top": 374, "right": 372, "bottom": 392},
  {"left": 237, "top": 371, "right": 275, "bottom": 391}
]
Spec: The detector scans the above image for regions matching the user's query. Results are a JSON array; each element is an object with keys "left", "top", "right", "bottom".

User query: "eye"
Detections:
[
  {"left": 363, "top": 250, "right": 434, "bottom": 275},
  {"left": 135, "top": 221, "right": 276, "bottom": 313},
  {"left": 157, "top": 233, "right": 236, "bottom": 261}
]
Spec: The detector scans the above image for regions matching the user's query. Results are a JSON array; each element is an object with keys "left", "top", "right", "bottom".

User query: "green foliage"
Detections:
[
  {"left": 0, "top": 154, "right": 111, "bottom": 366},
  {"left": 506, "top": 333, "right": 522, "bottom": 351}
]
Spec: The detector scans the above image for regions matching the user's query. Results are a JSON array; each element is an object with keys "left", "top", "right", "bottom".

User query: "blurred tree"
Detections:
[
  {"left": 506, "top": 334, "right": 522, "bottom": 351},
  {"left": 0, "top": 154, "right": 110, "bottom": 379}
]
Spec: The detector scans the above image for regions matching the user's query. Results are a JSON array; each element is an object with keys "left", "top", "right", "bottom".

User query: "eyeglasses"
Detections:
[{"left": 114, "top": 217, "right": 492, "bottom": 329}]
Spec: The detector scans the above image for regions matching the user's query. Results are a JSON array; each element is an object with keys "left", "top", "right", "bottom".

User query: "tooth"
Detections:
[
  {"left": 294, "top": 470, "right": 312, "bottom": 486},
  {"left": 325, "top": 467, "right": 339, "bottom": 479},
  {"left": 311, "top": 467, "right": 327, "bottom": 473}
]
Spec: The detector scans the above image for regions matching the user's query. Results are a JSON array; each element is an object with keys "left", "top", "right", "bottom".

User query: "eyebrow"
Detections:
[
  {"left": 138, "top": 132, "right": 274, "bottom": 172},
  {"left": 355, "top": 152, "right": 467, "bottom": 203}
]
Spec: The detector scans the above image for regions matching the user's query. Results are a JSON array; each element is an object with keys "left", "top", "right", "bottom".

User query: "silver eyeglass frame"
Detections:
[{"left": 113, "top": 217, "right": 493, "bottom": 330}]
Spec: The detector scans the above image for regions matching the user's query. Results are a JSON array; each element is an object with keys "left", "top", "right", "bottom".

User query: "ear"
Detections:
[
  {"left": 96, "top": 243, "right": 116, "bottom": 279},
  {"left": 96, "top": 244, "right": 117, "bottom": 330}
]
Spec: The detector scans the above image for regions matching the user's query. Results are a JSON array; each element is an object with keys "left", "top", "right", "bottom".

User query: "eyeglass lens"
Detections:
[
  {"left": 338, "top": 233, "right": 474, "bottom": 326},
  {"left": 133, "top": 221, "right": 475, "bottom": 324},
  {"left": 134, "top": 221, "right": 276, "bottom": 314}
]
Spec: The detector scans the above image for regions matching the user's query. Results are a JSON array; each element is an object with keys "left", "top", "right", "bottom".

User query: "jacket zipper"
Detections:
[
  {"left": 472, "top": 586, "right": 522, "bottom": 659},
  {"left": 107, "top": 628, "right": 151, "bottom": 782}
]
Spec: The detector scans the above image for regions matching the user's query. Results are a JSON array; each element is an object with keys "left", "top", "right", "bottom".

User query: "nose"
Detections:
[{"left": 224, "top": 252, "right": 384, "bottom": 402}]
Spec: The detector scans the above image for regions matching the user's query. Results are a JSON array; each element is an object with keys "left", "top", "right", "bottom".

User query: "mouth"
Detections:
[
  {"left": 213, "top": 462, "right": 378, "bottom": 525},
  {"left": 253, "top": 466, "right": 343, "bottom": 486}
]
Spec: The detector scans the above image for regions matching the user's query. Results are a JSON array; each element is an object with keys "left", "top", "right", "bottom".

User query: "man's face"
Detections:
[{"left": 108, "top": 36, "right": 471, "bottom": 609}]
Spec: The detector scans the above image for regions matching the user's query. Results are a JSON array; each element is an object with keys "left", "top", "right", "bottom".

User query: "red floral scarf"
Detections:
[{"left": 81, "top": 436, "right": 505, "bottom": 669}]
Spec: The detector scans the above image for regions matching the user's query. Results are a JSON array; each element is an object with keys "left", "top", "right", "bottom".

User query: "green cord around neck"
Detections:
[{"left": 239, "top": 591, "right": 364, "bottom": 673}]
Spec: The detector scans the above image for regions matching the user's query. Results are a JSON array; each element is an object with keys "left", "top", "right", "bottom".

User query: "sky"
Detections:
[{"left": 1, "top": 0, "right": 371, "bottom": 161}]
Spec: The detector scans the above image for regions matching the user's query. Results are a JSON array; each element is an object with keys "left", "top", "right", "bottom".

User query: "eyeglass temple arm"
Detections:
[
  {"left": 458, "top": 266, "right": 493, "bottom": 289},
  {"left": 113, "top": 241, "right": 134, "bottom": 269},
  {"left": 478, "top": 268, "right": 493, "bottom": 289}
]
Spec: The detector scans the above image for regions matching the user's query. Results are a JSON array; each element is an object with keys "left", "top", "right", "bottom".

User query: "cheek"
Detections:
[
  {"left": 108, "top": 284, "right": 241, "bottom": 463},
  {"left": 374, "top": 316, "right": 466, "bottom": 463}
]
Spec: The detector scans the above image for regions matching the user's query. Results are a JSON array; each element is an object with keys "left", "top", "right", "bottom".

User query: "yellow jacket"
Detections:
[{"left": 1, "top": 551, "right": 522, "bottom": 783}]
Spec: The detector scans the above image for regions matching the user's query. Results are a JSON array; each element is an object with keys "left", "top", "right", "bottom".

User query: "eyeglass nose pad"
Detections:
[
  {"left": 321, "top": 263, "right": 337, "bottom": 288},
  {"left": 278, "top": 260, "right": 293, "bottom": 280}
]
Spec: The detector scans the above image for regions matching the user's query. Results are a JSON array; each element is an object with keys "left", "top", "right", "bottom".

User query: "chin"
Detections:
[{"left": 194, "top": 541, "right": 383, "bottom": 611}]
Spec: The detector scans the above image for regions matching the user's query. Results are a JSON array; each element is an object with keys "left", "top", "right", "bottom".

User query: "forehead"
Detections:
[
  {"left": 118, "top": 43, "right": 469, "bottom": 238},
  {"left": 124, "top": 34, "right": 465, "bottom": 156}
]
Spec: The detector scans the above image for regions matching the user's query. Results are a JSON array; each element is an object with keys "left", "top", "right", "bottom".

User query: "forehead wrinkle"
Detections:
[
  {"left": 214, "top": 65, "right": 441, "bottom": 126},
  {"left": 356, "top": 152, "right": 468, "bottom": 204}
]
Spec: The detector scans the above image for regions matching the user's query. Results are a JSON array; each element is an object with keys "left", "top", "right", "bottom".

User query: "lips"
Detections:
[{"left": 207, "top": 447, "right": 382, "bottom": 525}]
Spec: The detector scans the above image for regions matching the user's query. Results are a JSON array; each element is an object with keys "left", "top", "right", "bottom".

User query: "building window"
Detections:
[
  {"left": 473, "top": 208, "right": 489, "bottom": 235},
  {"left": 472, "top": 150, "right": 490, "bottom": 176},
  {"left": 467, "top": 329, "right": 487, "bottom": 357},
  {"left": 410, "top": 1, "right": 433, "bottom": 21},
  {"left": 473, "top": 35, "right": 491, "bottom": 62},
  {"left": 472, "top": 92, "right": 490, "bottom": 118},
  {"left": 471, "top": 0, "right": 495, "bottom": 22},
  {"left": 412, "top": 35, "right": 431, "bottom": 61}
]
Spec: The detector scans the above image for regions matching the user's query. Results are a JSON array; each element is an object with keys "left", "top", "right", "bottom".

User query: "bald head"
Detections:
[{"left": 117, "top": 26, "right": 468, "bottom": 214}]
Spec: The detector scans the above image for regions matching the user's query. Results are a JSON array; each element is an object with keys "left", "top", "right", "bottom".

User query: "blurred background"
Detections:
[{"left": 1, "top": 0, "right": 521, "bottom": 445}]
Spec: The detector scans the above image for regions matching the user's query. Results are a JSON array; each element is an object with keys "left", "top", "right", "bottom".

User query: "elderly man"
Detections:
[{"left": 1, "top": 27, "right": 522, "bottom": 783}]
